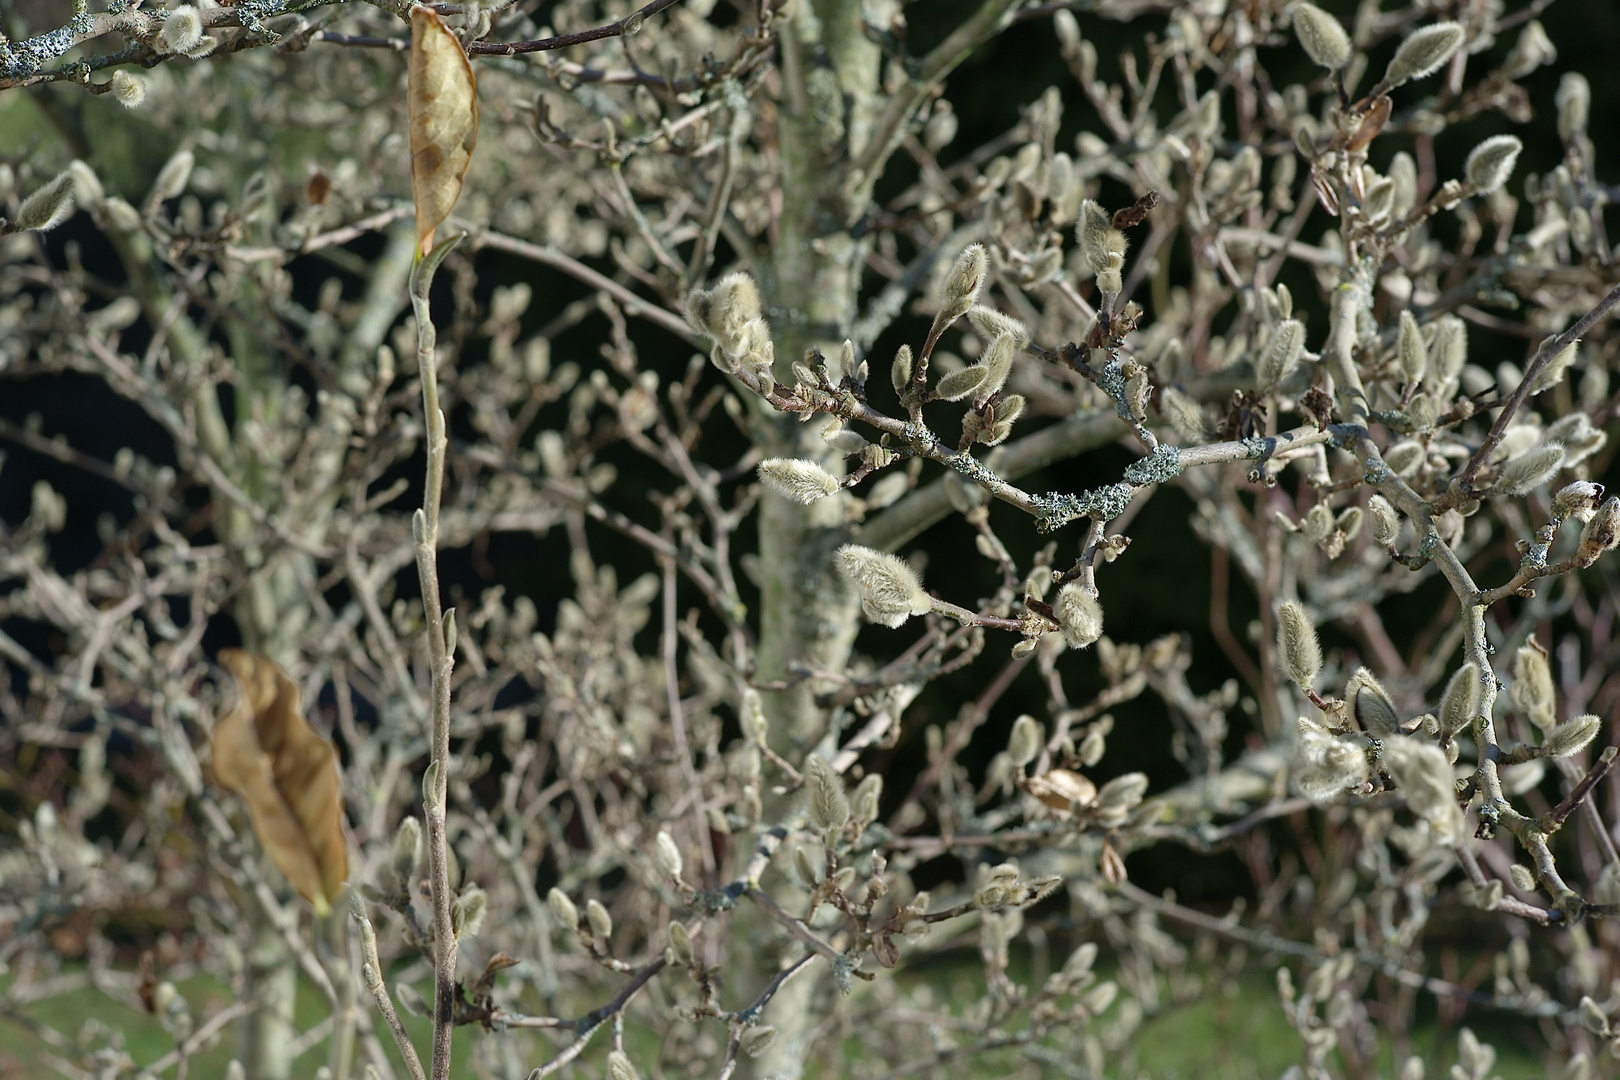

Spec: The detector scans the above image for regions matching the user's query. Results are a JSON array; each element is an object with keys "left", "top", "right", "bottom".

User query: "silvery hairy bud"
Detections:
[
  {"left": 1397, "top": 311, "right": 1426, "bottom": 387},
  {"left": 1382, "top": 737, "right": 1464, "bottom": 843},
  {"left": 1367, "top": 494, "right": 1399, "bottom": 545},
  {"left": 1577, "top": 497, "right": 1620, "bottom": 566},
  {"left": 1276, "top": 600, "right": 1321, "bottom": 690},
  {"left": 1554, "top": 481, "right": 1604, "bottom": 518},
  {"left": 391, "top": 816, "right": 422, "bottom": 890},
  {"left": 757, "top": 458, "right": 840, "bottom": 504},
  {"left": 1464, "top": 135, "right": 1522, "bottom": 195},
  {"left": 804, "top": 754, "right": 850, "bottom": 836},
  {"left": 1494, "top": 442, "right": 1564, "bottom": 497},
  {"left": 1556, "top": 73, "right": 1590, "bottom": 143},
  {"left": 655, "top": 831, "right": 683, "bottom": 881},
  {"left": 547, "top": 887, "right": 579, "bottom": 931},
  {"left": 929, "top": 244, "right": 989, "bottom": 341},
  {"left": 1055, "top": 582, "right": 1103, "bottom": 649},
  {"left": 1382, "top": 22, "right": 1465, "bottom": 88},
  {"left": 110, "top": 70, "right": 147, "bottom": 108},
  {"left": 1007, "top": 714, "right": 1043, "bottom": 768},
  {"left": 1508, "top": 636, "right": 1556, "bottom": 732},
  {"left": 1438, "top": 662, "right": 1481, "bottom": 737},
  {"left": 585, "top": 898, "right": 613, "bottom": 941},
  {"left": 1345, "top": 668, "right": 1400, "bottom": 737},
  {"left": 836, "top": 544, "right": 932, "bottom": 628},
  {"left": 891, "top": 344, "right": 912, "bottom": 393},
  {"left": 1292, "top": 3, "right": 1351, "bottom": 70},
  {"left": 1257, "top": 319, "right": 1305, "bottom": 393},
  {"left": 1290, "top": 721, "right": 1370, "bottom": 804},
  {"left": 1544, "top": 715, "right": 1601, "bottom": 758},
  {"left": 451, "top": 886, "right": 487, "bottom": 940},
  {"left": 14, "top": 171, "right": 75, "bottom": 232}
]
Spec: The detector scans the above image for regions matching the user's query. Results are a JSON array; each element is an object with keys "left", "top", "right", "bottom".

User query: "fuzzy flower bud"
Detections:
[
  {"left": 1545, "top": 715, "right": 1601, "bottom": 758},
  {"left": 163, "top": 5, "right": 204, "bottom": 54},
  {"left": 110, "top": 70, "right": 148, "bottom": 109},
  {"left": 966, "top": 306, "right": 1031, "bottom": 348},
  {"left": 803, "top": 754, "right": 850, "bottom": 836},
  {"left": 758, "top": 458, "right": 840, "bottom": 504},
  {"left": 1345, "top": 668, "right": 1400, "bottom": 737},
  {"left": 667, "top": 920, "right": 695, "bottom": 966},
  {"left": 1525, "top": 339, "right": 1578, "bottom": 396},
  {"left": 1292, "top": 3, "right": 1352, "bottom": 70},
  {"left": 1578, "top": 497, "right": 1620, "bottom": 565},
  {"left": 1055, "top": 582, "right": 1104, "bottom": 649},
  {"left": 1553, "top": 481, "right": 1604, "bottom": 518},
  {"left": 1367, "top": 494, "right": 1399, "bottom": 545},
  {"left": 1464, "top": 135, "right": 1522, "bottom": 195},
  {"left": 14, "top": 171, "right": 75, "bottom": 232},
  {"left": 1556, "top": 73, "right": 1590, "bottom": 143},
  {"left": 1077, "top": 200, "right": 1127, "bottom": 296},
  {"left": 1276, "top": 600, "right": 1321, "bottom": 690},
  {"left": 851, "top": 773, "right": 882, "bottom": 824},
  {"left": 1159, "top": 385, "right": 1207, "bottom": 441},
  {"left": 934, "top": 364, "right": 988, "bottom": 402},
  {"left": 1508, "top": 636, "right": 1556, "bottom": 733},
  {"left": 972, "top": 332, "right": 1018, "bottom": 407},
  {"left": 391, "top": 816, "right": 422, "bottom": 890},
  {"left": 891, "top": 344, "right": 913, "bottom": 394},
  {"left": 1007, "top": 714, "right": 1043, "bottom": 768},
  {"left": 929, "top": 245, "right": 988, "bottom": 342},
  {"left": 547, "top": 887, "right": 579, "bottom": 931},
  {"left": 1383, "top": 22, "right": 1466, "bottom": 88},
  {"left": 655, "top": 831, "right": 683, "bottom": 881},
  {"left": 1509, "top": 864, "right": 1537, "bottom": 892},
  {"left": 1290, "top": 722, "right": 1370, "bottom": 804},
  {"left": 607, "top": 1051, "right": 639, "bottom": 1080},
  {"left": 1494, "top": 442, "right": 1563, "bottom": 496},
  {"left": 451, "top": 886, "right": 487, "bottom": 940},
  {"left": 585, "top": 898, "right": 613, "bottom": 941},
  {"left": 1382, "top": 737, "right": 1464, "bottom": 844},
  {"left": 1257, "top": 319, "right": 1305, "bottom": 393},
  {"left": 1397, "top": 311, "right": 1426, "bottom": 387},
  {"left": 836, "top": 544, "right": 931, "bottom": 628},
  {"left": 1438, "top": 662, "right": 1481, "bottom": 737}
]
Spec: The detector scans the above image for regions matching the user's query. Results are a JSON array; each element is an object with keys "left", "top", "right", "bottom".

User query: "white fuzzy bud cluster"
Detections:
[
  {"left": 110, "top": 70, "right": 148, "bottom": 109},
  {"left": 1055, "top": 582, "right": 1104, "bottom": 649},
  {"left": 1381, "top": 737, "right": 1464, "bottom": 844},
  {"left": 1077, "top": 200, "right": 1127, "bottom": 297},
  {"left": 1290, "top": 720, "right": 1371, "bottom": 804},
  {"left": 1276, "top": 600, "right": 1321, "bottom": 690},
  {"left": 686, "top": 272, "right": 774, "bottom": 382},
  {"left": 757, "top": 458, "right": 840, "bottom": 504},
  {"left": 836, "top": 544, "right": 932, "bottom": 628}
]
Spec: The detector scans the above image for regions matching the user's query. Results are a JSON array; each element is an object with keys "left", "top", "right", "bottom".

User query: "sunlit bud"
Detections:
[
  {"left": 1556, "top": 73, "right": 1590, "bottom": 142},
  {"left": 451, "top": 886, "right": 487, "bottom": 940},
  {"left": 1578, "top": 497, "right": 1620, "bottom": 565},
  {"left": 1464, "top": 135, "right": 1522, "bottom": 195},
  {"left": 1367, "top": 495, "right": 1398, "bottom": 545},
  {"left": 1080, "top": 728, "right": 1106, "bottom": 766},
  {"left": 973, "top": 333, "right": 1017, "bottom": 407},
  {"left": 1503, "top": 20, "right": 1555, "bottom": 79},
  {"left": 1292, "top": 3, "right": 1351, "bottom": 69},
  {"left": 1053, "top": 8, "right": 1081, "bottom": 54},
  {"left": 1363, "top": 177, "right": 1395, "bottom": 224},
  {"left": 1554, "top": 481, "right": 1604, "bottom": 518},
  {"left": 742, "top": 1026, "right": 778, "bottom": 1056},
  {"left": 851, "top": 773, "right": 882, "bottom": 824},
  {"left": 68, "top": 160, "right": 103, "bottom": 208},
  {"left": 1546, "top": 715, "right": 1601, "bottom": 758},
  {"left": 1302, "top": 503, "right": 1333, "bottom": 545},
  {"left": 1579, "top": 996, "right": 1610, "bottom": 1036},
  {"left": 1509, "top": 864, "right": 1537, "bottom": 892},
  {"left": 709, "top": 272, "right": 763, "bottom": 357},
  {"left": 1345, "top": 668, "right": 1400, "bottom": 737},
  {"left": 391, "top": 816, "right": 422, "bottom": 889},
  {"left": 607, "top": 1051, "right": 639, "bottom": 1080},
  {"left": 1525, "top": 338, "right": 1578, "bottom": 396},
  {"left": 1056, "top": 582, "right": 1104, "bottom": 649},
  {"left": 184, "top": 34, "right": 218, "bottom": 59},
  {"left": 1382, "top": 737, "right": 1464, "bottom": 843},
  {"left": 14, "top": 171, "right": 75, "bottom": 232},
  {"left": 792, "top": 844, "right": 821, "bottom": 887},
  {"left": 1546, "top": 414, "right": 1606, "bottom": 467},
  {"left": 655, "top": 831, "right": 683, "bottom": 880},
  {"left": 1399, "top": 1056, "right": 1425, "bottom": 1080},
  {"left": 1257, "top": 319, "right": 1305, "bottom": 393},
  {"left": 836, "top": 544, "right": 931, "bottom": 628},
  {"left": 1276, "top": 600, "right": 1321, "bottom": 690},
  {"left": 1159, "top": 385, "right": 1206, "bottom": 441},
  {"left": 1397, "top": 311, "right": 1426, "bottom": 386},
  {"left": 110, "top": 70, "right": 148, "bottom": 108},
  {"left": 934, "top": 244, "right": 988, "bottom": 330},
  {"left": 804, "top": 754, "right": 850, "bottom": 836},
  {"left": 1077, "top": 200, "right": 1120, "bottom": 278},
  {"left": 1494, "top": 442, "right": 1563, "bottom": 496},
  {"left": 891, "top": 344, "right": 912, "bottom": 393},
  {"left": 924, "top": 101, "right": 958, "bottom": 153},
  {"left": 585, "top": 899, "right": 613, "bottom": 941},
  {"left": 1007, "top": 714, "right": 1043, "bottom": 768},
  {"left": 1383, "top": 22, "right": 1465, "bottom": 88},
  {"left": 821, "top": 421, "right": 868, "bottom": 456},
  {"left": 758, "top": 458, "right": 839, "bottom": 504},
  {"left": 1433, "top": 315, "right": 1467, "bottom": 383},
  {"left": 966, "top": 306, "right": 1030, "bottom": 348},
  {"left": 1096, "top": 772, "right": 1148, "bottom": 812},
  {"left": 1388, "top": 152, "right": 1418, "bottom": 217},
  {"left": 150, "top": 150, "right": 195, "bottom": 205},
  {"left": 163, "top": 5, "right": 204, "bottom": 53},
  {"left": 1509, "top": 636, "right": 1557, "bottom": 732},
  {"left": 547, "top": 887, "right": 579, "bottom": 931},
  {"left": 1291, "top": 724, "right": 1368, "bottom": 803},
  {"left": 1439, "top": 662, "right": 1481, "bottom": 737},
  {"left": 1407, "top": 394, "right": 1437, "bottom": 432},
  {"left": 667, "top": 921, "right": 695, "bottom": 966}
]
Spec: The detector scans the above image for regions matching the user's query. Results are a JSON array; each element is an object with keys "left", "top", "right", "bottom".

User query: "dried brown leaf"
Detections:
[
  {"left": 211, "top": 649, "right": 349, "bottom": 912},
  {"left": 1026, "top": 767, "right": 1098, "bottom": 812},
  {"left": 409, "top": 5, "right": 479, "bottom": 257}
]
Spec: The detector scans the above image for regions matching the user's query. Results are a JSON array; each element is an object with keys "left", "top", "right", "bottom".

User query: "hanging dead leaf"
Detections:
[
  {"left": 211, "top": 649, "right": 349, "bottom": 913},
  {"left": 409, "top": 5, "right": 479, "bottom": 256},
  {"left": 1025, "top": 767, "right": 1098, "bottom": 813}
]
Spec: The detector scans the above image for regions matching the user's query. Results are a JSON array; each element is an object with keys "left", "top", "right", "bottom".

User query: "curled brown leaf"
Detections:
[
  {"left": 409, "top": 5, "right": 480, "bottom": 256},
  {"left": 211, "top": 649, "right": 349, "bottom": 912}
]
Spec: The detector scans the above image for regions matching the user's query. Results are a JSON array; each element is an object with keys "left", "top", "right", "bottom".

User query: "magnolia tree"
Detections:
[{"left": 4, "top": 0, "right": 1620, "bottom": 1078}]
